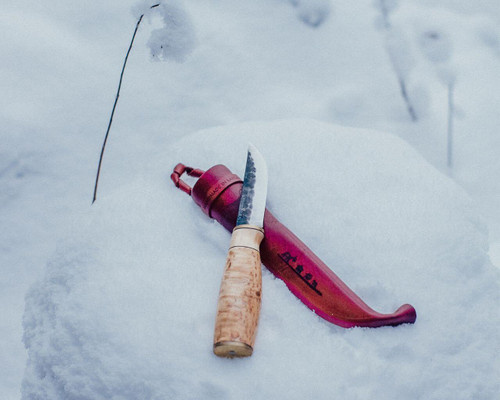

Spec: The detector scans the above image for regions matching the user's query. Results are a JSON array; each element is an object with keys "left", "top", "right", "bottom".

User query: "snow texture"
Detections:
[
  {"left": 23, "top": 120, "right": 500, "bottom": 399},
  {"left": 2, "top": 0, "right": 500, "bottom": 398},
  {"left": 140, "top": 0, "right": 197, "bottom": 62},
  {"left": 289, "top": 0, "right": 332, "bottom": 28}
]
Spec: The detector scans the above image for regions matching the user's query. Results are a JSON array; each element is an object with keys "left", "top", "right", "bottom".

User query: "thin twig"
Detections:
[
  {"left": 399, "top": 78, "right": 418, "bottom": 122},
  {"left": 92, "top": 4, "right": 160, "bottom": 204},
  {"left": 377, "top": 0, "right": 418, "bottom": 122}
]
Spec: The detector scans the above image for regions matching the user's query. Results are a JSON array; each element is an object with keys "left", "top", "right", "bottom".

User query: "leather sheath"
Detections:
[{"left": 188, "top": 164, "right": 416, "bottom": 328}]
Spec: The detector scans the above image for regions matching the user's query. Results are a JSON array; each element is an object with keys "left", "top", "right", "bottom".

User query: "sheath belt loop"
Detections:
[{"left": 170, "top": 163, "right": 205, "bottom": 196}]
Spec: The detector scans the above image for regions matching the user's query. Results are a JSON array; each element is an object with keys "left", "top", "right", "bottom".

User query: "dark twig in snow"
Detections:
[
  {"left": 399, "top": 78, "right": 418, "bottom": 122},
  {"left": 92, "top": 4, "right": 160, "bottom": 204},
  {"left": 376, "top": 0, "right": 418, "bottom": 122}
]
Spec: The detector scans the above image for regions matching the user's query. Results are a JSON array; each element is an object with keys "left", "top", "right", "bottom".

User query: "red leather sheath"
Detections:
[{"left": 173, "top": 163, "right": 416, "bottom": 328}]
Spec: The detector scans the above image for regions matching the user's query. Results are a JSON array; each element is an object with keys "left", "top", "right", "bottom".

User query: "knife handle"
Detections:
[{"left": 213, "top": 225, "right": 264, "bottom": 357}]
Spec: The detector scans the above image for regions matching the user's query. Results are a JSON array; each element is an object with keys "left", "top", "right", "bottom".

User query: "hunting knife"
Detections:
[{"left": 213, "top": 144, "right": 268, "bottom": 357}]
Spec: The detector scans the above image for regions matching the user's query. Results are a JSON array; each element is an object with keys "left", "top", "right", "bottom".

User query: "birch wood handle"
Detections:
[{"left": 213, "top": 225, "right": 264, "bottom": 357}]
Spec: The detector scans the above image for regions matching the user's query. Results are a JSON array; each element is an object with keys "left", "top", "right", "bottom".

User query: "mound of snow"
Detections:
[{"left": 22, "top": 120, "right": 500, "bottom": 399}]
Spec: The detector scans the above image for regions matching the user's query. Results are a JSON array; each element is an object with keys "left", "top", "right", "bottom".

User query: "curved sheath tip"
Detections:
[
  {"left": 332, "top": 303, "right": 417, "bottom": 328},
  {"left": 349, "top": 304, "right": 417, "bottom": 328},
  {"left": 386, "top": 304, "right": 417, "bottom": 327},
  {"left": 400, "top": 304, "right": 417, "bottom": 322}
]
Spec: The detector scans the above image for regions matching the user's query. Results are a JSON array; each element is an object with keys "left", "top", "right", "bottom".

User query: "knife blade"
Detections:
[{"left": 213, "top": 144, "right": 268, "bottom": 357}]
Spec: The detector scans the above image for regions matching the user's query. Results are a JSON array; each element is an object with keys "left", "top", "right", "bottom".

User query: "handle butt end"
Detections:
[{"left": 214, "top": 341, "right": 253, "bottom": 358}]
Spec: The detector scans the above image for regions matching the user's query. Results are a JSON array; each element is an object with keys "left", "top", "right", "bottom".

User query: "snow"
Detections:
[
  {"left": 141, "top": 1, "right": 197, "bottom": 63},
  {"left": 1, "top": 0, "right": 500, "bottom": 399},
  {"left": 22, "top": 120, "right": 500, "bottom": 399}
]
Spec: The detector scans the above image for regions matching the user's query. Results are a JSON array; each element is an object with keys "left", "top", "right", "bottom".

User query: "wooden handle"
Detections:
[{"left": 213, "top": 225, "right": 264, "bottom": 357}]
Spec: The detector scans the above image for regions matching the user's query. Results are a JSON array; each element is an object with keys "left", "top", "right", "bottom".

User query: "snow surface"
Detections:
[
  {"left": 22, "top": 120, "right": 500, "bottom": 399},
  {"left": 1, "top": 0, "right": 500, "bottom": 398},
  {"left": 140, "top": 1, "right": 197, "bottom": 63}
]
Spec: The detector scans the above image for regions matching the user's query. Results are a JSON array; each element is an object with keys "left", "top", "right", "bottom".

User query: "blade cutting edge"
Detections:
[{"left": 236, "top": 144, "right": 268, "bottom": 227}]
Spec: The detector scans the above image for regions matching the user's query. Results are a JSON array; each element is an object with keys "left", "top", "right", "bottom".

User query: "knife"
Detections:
[{"left": 213, "top": 144, "right": 268, "bottom": 358}]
